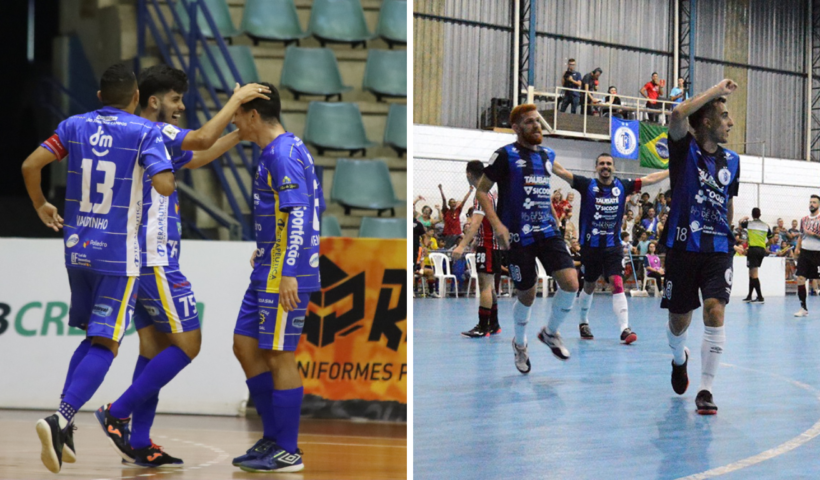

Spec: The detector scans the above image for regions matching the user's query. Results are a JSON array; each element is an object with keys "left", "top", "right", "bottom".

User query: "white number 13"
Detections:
[{"left": 80, "top": 158, "right": 116, "bottom": 214}]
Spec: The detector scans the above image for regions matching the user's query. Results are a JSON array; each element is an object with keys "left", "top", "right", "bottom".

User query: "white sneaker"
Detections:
[
  {"left": 512, "top": 339, "right": 531, "bottom": 374},
  {"left": 794, "top": 308, "right": 809, "bottom": 317},
  {"left": 537, "top": 327, "right": 570, "bottom": 360},
  {"left": 429, "top": 291, "right": 440, "bottom": 298}
]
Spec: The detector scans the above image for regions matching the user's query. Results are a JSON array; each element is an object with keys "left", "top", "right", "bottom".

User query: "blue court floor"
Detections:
[{"left": 414, "top": 294, "right": 820, "bottom": 480}]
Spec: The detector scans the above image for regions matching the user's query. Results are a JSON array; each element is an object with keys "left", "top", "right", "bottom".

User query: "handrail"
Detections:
[{"left": 177, "top": 182, "right": 242, "bottom": 240}]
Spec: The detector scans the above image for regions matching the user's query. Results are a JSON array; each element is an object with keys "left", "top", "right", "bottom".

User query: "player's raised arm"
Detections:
[
  {"left": 459, "top": 186, "right": 474, "bottom": 209},
  {"left": 181, "top": 83, "right": 270, "bottom": 151},
  {"left": 639, "top": 169, "right": 670, "bottom": 186},
  {"left": 668, "top": 79, "right": 737, "bottom": 141},
  {"left": 21, "top": 146, "right": 63, "bottom": 231},
  {"left": 184, "top": 130, "right": 242, "bottom": 170},
  {"left": 552, "top": 160, "right": 574, "bottom": 185}
]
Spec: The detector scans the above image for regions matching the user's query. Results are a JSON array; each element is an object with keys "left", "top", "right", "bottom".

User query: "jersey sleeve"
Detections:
[
  {"left": 158, "top": 123, "right": 191, "bottom": 151},
  {"left": 41, "top": 120, "right": 70, "bottom": 161},
  {"left": 622, "top": 178, "right": 640, "bottom": 195},
  {"left": 483, "top": 147, "right": 509, "bottom": 184},
  {"left": 728, "top": 157, "right": 741, "bottom": 197},
  {"left": 172, "top": 150, "right": 194, "bottom": 171},
  {"left": 570, "top": 174, "right": 591, "bottom": 194},
  {"left": 141, "top": 127, "right": 174, "bottom": 178},
  {"left": 269, "top": 151, "right": 310, "bottom": 210},
  {"left": 472, "top": 197, "right": 485, "bottom": 216}
]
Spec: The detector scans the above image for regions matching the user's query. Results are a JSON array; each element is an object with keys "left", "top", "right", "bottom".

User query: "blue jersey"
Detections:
[
  {"left": 573, "top": 175, "right": 640, "bottom": 248},
  {"left": 141, "top": 122, "right": 193, "bottom": 269},
  {"left": 662, "top": 133, "right": 740, "bottom": 253},
  {"left": 483, "top": 143, "right": 561, "bottom": 248},
  {"left": 251, "top": 133, "right": 325, "bottom": 293},
  {"left": 42, "top": 106, "right": 172, "bottom": 276}
]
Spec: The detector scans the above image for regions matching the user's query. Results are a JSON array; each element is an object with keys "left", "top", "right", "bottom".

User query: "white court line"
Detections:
[{"left": 677, "top": 362, "right": 820, "bottom": 479}]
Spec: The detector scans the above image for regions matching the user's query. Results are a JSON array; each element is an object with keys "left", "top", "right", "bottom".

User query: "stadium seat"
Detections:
[
  {"left": 174, "top": 0, "right": 242, "bottom": 42},
  {"left": 384, "top": 103, "right": 407, "bottom": 156},
  {"left": 363, "top": 50, "right": 407, "bottom": 101},
  {"left": 376, "top": 0, "right": 407, "bottom": 48},
  {"left": 303, "top": 102, "right": 377, "bottom": 156},
  {"left": 321, "top": 215, "right": 343, "bottom": 237},
  {"left": 198, "top": 45, "right": 260, "bottom": 91},
  {"left": 241, "top": 0, "right": 309, "bottom": 46},
  {"left": 280, "top": 47, "right": 352, "bottom": 101},
  {"left": 358, "top": 217, "right": 406, "bottom": 239},
  {"left": 308, "top": 0, "right": 374, "bottom": 48},
  {"left": 330, "top": 159, "right": 402, "bottom": 216}
]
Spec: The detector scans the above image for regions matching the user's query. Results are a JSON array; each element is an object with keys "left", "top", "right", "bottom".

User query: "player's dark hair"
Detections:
[
  {"left": 812, "top": 195, "right": 820, "bottom": 202},
  {"left": 99, "top": 63, "right": 137, "bottom": 107},
  {"left": 752, "top": 207, "right": 761, "bottom": 219},
  {"left": 240, "top": 82, "right": 281, "bottom": 123},
  {"left": 593, "top": 68, "right": 602, "bottom": 75},
  {"left": 689, "top": 97, "right": 727, "bottom": 133},
  {"left": 595, "top": 153, "right": 613, "bottom": 167},
  {"left": 466, "top": 160, "right": 484, "bottom": 178},
  {"left": 568, "top": 58, "right": 576, "bottom": 63},
  {"left": 138, "top": 64, "right": 189, "bottom": 108},
  {"left": 652, "top": 72, "right": 658, "bottom": 77}
]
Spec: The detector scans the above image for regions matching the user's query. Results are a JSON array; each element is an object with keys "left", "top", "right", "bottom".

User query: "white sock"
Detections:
[
  {"left": 612, "top": 293, "right": 629, "bottom": 332},
  {"left": 700, "top": 326, "right": 725, "bottom": 393},
  {"left": 547, "top": 288, "right": 576, "bottom": 334},
  {"left": 578, "top": 290, "right": 594, "bottom": 324},
  {"left": 667, "top": 321, "right": 688, "bottom": 366},
  {"left": 512, "top": 300, "right": 531, "bottom": 346}
]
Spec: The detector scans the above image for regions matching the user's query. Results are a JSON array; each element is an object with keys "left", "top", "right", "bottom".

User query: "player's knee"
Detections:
[
  {"left": 516, "top": 287, "right": 536, "bottom": 306},
  {"left": 703, "top": 301, "right": 725, "bottom": 327}
]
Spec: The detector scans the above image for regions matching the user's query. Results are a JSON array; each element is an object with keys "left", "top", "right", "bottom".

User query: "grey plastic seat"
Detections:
[
  {"left": 308, "top": 0, "right": 374, "bottom": 48},
  {"left": 280, "top": 47, "right": 352, "bottom": 101},
  {"left": 174, "top": 0, "right": 242, "bottom": 42},
  {"left": 330, "top": 159, "right": 402, "bottom": 216},
  {"left": 376, "top": 0, "right": 407, "bottom": 48},
  {"left": 358, "top": 217, "right": 406, "bottom": 238},
  {"left": 241, "top": 0, "right": 309, "bottom": 46},
  {"left": 321, "top": 215, "right": 343, "bottom": 237},
  {"left": 198, "top": 45, "right": 260, "bottom": 91},
  {"left": 362, "top": 49, "right": 407, "bottom": 101},
  {"left": 303, "top": 102, "right": 377, "bottom": 156},
  {"left": 384, "top": 103, "right": 407, "bottom": 157}
]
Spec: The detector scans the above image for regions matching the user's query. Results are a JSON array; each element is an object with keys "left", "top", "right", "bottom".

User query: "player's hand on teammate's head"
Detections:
[
  {"left": 717, "top": 79, "right": 738, "bottom": 96},
  {"left": 37, "top": 202, "right": 63, "bottom": 232},
  {"left": 232, "top": 83, "right": 271, "bottom": 104}
]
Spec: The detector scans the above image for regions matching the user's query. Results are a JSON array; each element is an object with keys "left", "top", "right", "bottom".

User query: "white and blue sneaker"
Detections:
[
  {"left": 239, "top": 445, "right": 304, "bottom": 473},
  {"left": 232, "top": 438, "right": 276, "bottom": 466}
]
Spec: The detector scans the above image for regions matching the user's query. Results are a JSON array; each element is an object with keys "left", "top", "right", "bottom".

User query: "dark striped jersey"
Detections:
[
  {"left": 472, "top": 191, "right": 498, "bottom": 249},
  {"left": 483, "top": 143, "right": 560, "bottom": 248},
  {"left": 661, "top": 133, "right": 740, "bottom": 253},
  {"left": 572, "top": 175, "right": 641, "bottom": 248}
]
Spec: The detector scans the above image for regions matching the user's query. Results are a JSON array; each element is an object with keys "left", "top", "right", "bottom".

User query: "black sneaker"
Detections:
[
  {"left": 742, "top": 296, "right": 753, "bottom": 303},
  {"left": 132, "top": 443, "right": 184, "bottom": 468},
  {"left": 751, "top": 297, "right": 765, "bottom": 304},
  {"left": 695, "top": 390, "right": 718, "bottom": 415},
  {"left": 488, "top": 323, "right": 502, "bottom": 335},
  {"left": 671, "top": 347, "right": 690, "bottom": 395},
  {"left": 62, "top": 424, "right": 77, "bottom": 464},
  {"left": 579, "top": 323, "right": 594, "bottom": 340},
  {"left": 620, "top": 328, "right": 637, "bottom": 345},
  {"left": 233, "top": 438, "right": 277, "bottom": 466},
  {"left": 35, "top": 414, "right": 64, "bottom": 473},
  {"left": 95, "top": 404, "right": 135, "bottom": 462},
  {"left": 461, "top": 325, "right": 488, "bottom": 338}
]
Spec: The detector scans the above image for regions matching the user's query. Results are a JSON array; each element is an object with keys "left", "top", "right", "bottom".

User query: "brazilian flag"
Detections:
[{"left": 640, "top": 123, "right": 669, "bottom": 169}]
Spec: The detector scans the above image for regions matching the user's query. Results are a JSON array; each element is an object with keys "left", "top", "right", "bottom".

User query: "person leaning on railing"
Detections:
[
  {"left": 581, "top": 68, "right": 603, "bottom": 116},
  {"left": 603, "top": 86, "right": 626, "bottom": 119},
  {"left": 640, "top": 72, "right": 665, "bottom": 123}
]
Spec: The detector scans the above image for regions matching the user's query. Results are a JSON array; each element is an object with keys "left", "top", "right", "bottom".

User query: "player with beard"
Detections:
[
  {"left": 476, "top": 104, "right": 579, "bottom": 374},
  {"left": 794, "top": 195, "right": 820, "bottom": 317},
  {"left": 662, "top": 79, "right": 740, "bottom": 415},
  {"left": 552, "top": 153, "right": 668, "bottom": 343}
]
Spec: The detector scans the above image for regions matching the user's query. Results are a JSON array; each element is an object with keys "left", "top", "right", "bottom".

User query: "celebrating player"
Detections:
[
  {"left": 96, "top": 64, "right": 270, "bottom": 467},
  {"left": 552, "top": 153, "right": 668, "bottom": 343},
  {"left": 794, "top": 195, "right": 820, "bottom": 317},
  {"left": 661, "top": 78, "right": 740, "bottom": 415},
  {"left": 22, "top": 63, "right": 175, "bottom": 474},
  {"left": 230, "top": 82, "right": 323, "bottom": 473},
  {"left": 475, "top": 104, "right": 579, "bottom": 374},
  {"left": 738, "top": 208, "right": 772, "bottom": 303}
]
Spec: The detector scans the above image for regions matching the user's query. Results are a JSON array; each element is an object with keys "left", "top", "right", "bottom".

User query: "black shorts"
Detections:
[
  {"left": 747, "top": 246, "right": 766, "bottom": 269},
  {"left": 797, "top": 250, "right": 820, "bottom": 279},
  {"left": 660, "top": 249, "right": 734, "bottom": 314},
  {"left": 474, "top": 246, "right": 504, "bottom": 275},
  {"left": 580, "top": 246, "right": 624, "bottom": 282},
  {"left": 506, "top": 236, "right": 575, "bottom": 291}
]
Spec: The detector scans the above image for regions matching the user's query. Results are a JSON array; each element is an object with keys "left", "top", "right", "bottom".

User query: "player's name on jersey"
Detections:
[{"left": 76, "top": 215, "right": 109, "bottom": 230}]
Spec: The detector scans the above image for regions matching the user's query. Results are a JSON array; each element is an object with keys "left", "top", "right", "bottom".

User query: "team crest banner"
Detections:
[
  {"left": 640, "top": 123, "right": 669, "bottom": 169},
  {"left": 610, "top": 118, "right": 639, "bottom": 160}
]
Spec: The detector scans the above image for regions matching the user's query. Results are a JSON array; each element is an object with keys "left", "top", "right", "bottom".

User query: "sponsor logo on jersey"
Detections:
[
  {"left": 70, "top": 252, "right": 91, "bottom": 267},
  {"left": 286, "top": 209, "right": 306, "bottom": 266},
  {"left": 259, "top": 297, "right": 276, "bottom": 304},
  {"left": 725, "top": 268, "right": 733, "bottom": 286},
  {"left": 92, "top": 304, "right": 113, "bottom": 317},
  {"left": 66, "top": 234, "right": 79, "bottom": 248},
  {"left": 524, "top": 186, "right": 550, "bottom": 195},
  {"left": 254, "top": 193, "right": 260, "bottom": 206},
  {"left": 89, "top": 126, "right": 113, "bottom": 156},
  {"left": 515, "top": 159, "right": 527, "bottom": 168},
  {"left": 145, "top": 305, "right": 160, "bottom": 317},
  {"left": 161, "top": 123, "right": 180, "bottom": 140},
  {"left": 172, "top": 281, "right": 190, "bottom": 290},
  {"left": 522, "top": 224, "right": 532, "bottom": 234},
  {"left": 292, "top": 316, "right": 305, "bottom": 328},
  {"left": 259, "top": 310, "right": 268, "bottom": 325},
  {"left": 310, "top": 253, "right": 320, "bottom": 268},
  {"left": 524, "top": 175, "right": 549, "bottom": 185}
]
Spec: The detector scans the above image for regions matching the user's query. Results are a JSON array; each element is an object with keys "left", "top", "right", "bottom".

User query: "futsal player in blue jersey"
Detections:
[
  {"left": 229, "top": 82, "right": 323, "bottom": 473},
  {"left": 476, "top": 104, "right": 579, "bottom": 374},
  {"left": 552, "top": 154, "right": 668, "bottom": 343},
  {"left": 95, "top": 65, "right": 271, "bottom": 467},
  {"left": 21, "top": 63, "right": 175, "bottom": 474},
  {"left": 661, "top": 78, "right": 740, "bottom": 415}
]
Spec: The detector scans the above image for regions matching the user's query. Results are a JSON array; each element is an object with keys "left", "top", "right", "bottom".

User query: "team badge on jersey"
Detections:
[
  {"left": 612, "top": 186, "right": 621, "bottom": 197},
  {"left": 66, "top": 234, "right": 79, "bottom": 248},
  {"left": 718, "top": 167, "right": 731, "bottom": 185},
  {"left": 162, "top": 124, "right": 180, "bottom": 140}
]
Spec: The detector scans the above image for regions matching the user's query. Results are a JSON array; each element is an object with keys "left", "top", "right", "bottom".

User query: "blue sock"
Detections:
[
  {"left": 61, "top": 338, "right": 92, "bottom": 399},
  {"left": 61, "top": 344, "right": 115, "bottom": 417},
  {"left": 247, "top": 373, "right": 276, "bottom": 441},
  {"left": 272, "top": 387, "right": 303, "bottom": 454},
  {"left": 129, "top": 356, "right": 157, "bottom": 450},
  {"left": 109, "top": 346, "right": 191, "bottom": 419}
]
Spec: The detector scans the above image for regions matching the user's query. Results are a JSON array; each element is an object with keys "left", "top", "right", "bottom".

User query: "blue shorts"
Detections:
[
  {"left": 67, "top": 268, "right": 138, "bottom": 342},
  {"left": 134, "top": 266, "right": 200, "bottom": 334},
  {"left": 234, "top": 285, "right": 311, "bottom": 351}
]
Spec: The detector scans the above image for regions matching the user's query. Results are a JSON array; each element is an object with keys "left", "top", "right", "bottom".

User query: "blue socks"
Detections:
[
  {"left": 129, "top": 356, "right": 157, "bottom": 450},
  {"left": 60, "top": 344, "right": 115, "bottom": 428},
  {"left": 61, "top": 338, "right": 92, "bottom": 399},
  {"left": 109, "top": 346, "right": 191, "bottom": 419},
  {"left": 247, "top": 373, "right": 276, "bottom": 441},
  {"left": 272, "top": 387, "right": 303, "bottom": 454}
]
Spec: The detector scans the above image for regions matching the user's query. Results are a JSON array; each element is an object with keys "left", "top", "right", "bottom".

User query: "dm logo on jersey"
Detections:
[
  {"left": 89, "top": 126, "right": 113, "bottom": 157},
  {"left": 718, "top": 167, "right": 732, "bottom": 186},
  {"left": 613, "top": 126, "right": 637, "bottom": 157},
  {"left": 66, "top": 234, "right": 79, "bottom": 248}
]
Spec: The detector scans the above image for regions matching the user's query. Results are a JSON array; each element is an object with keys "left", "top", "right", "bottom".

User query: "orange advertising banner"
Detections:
[{"left": 297, "top": 238, "right": 407, "bottom": 404}]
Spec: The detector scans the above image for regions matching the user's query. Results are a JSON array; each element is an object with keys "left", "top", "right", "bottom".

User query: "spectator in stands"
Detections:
[
  {"left": 570, "top": 240, "right": 584, "bottom": 289},
  {"left": 767, "top": 234, "right": 781, "bottom": 256},
  {"left": 413, "top": 216, "right": 426, "bottom": 276},
  {"left": 669, "top": 78, "right": 688, "bottom": 108},
  {"left": 559, "top": 59, "right": 583, "bottom": 114},
  {"left": 552, "top": 189, "right": 565, "bottom": 221},
  {"left": 640, "top": 72, "right": 665, "bottom": 123},
  {"left": 789, "top": 219, "right": 801, "bottom": 247},
  {"left": 603, "top": 86, "right": 626, "bottom": 119},
  {"left": 642, "top": 207, "right": 659, "bottom": 240},
  {"left": 439, "top": 183, "right": 473, "bottom": 249},
  {"left": 581, "top": 68, "right": 603, "bottom": 115},
  {"left": 559, "top": 192, "right": 574, "bottom": 221},
  {"left": 622, "top": 231, "right": 637, "bottom": 256},
  {"left": 414, "top": 196, "right": 439, "bottom": 228},
  {"left": 655, "top": 190, "right": 669, "bottom": 216},
  {"left": 420, "top": 227, "right": 440, "bottom": 297},
  {"left": 563, "top": 210, "right": 577, "bottom": 242},
  {"left": 639, "top": 192, "right": 653, "bottom": 218},
  {"left": 623, "top": 209, "right": 636, "bottom": 239},
  {"left": 776, "top": 218, "right": 793, "bottom": 245},
  {"left": 644, "top": 241, "right": 665, "bottom": 287},
  {"left": 777, "top": 240, "right": 794, "bottom": 258},
  {"left": 637, "top": 231, "right": 651, "bottom": 255}
]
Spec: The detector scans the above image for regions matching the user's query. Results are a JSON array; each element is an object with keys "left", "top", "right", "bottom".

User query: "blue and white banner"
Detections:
[{"left": 610, "top": 118, "right": 639, "bottom": 160}]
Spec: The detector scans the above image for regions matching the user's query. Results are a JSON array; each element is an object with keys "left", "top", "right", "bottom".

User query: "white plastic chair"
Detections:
[
  {"left": 498, "top": 275, "right": 513, "bottom": 296},
  {"left": 414, "top": 271, "right": 428, "bottom": 297},
  {"left": 430, "top": 252, "right": 458, "bottom": 298},
  {"left": 535, "top": 258, "right": 553, "bottom": 297},
  {"left": 642, "top": 264, "right": 662, "bottom": 297},
  {"left": 465, "top": 253, "right": 479, "bottom": 297}
]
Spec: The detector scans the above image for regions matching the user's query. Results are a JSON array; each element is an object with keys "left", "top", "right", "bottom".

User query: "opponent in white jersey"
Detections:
[{"left": 794, "top": 195, "right": 820, "bottom": 317}]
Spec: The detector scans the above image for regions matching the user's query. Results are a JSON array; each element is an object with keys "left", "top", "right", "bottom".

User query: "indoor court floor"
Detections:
[
  {"left": 415, "top": 294, "right": 820, "bottom": 480},
  {"left": 0, "top": 410, "right": 406, "bottom": 479}
]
